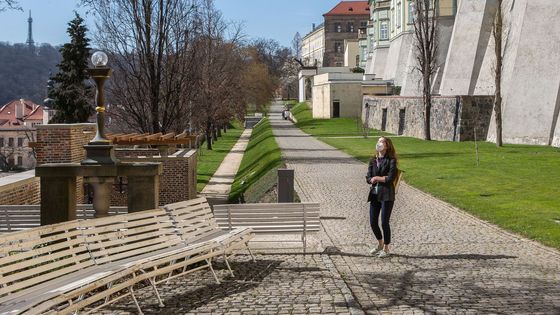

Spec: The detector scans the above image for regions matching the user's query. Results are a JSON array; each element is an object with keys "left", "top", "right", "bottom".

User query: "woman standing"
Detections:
[{"left": 366, "top": 137, "right": 398, "bottom": 258}]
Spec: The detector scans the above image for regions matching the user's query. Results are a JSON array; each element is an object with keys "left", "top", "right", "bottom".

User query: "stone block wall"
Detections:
[
  {"left": 0, "top": 171, "right": 40, "bottom": 205},
  {"left": 111, "top": 149, "right": 198, "bottom": 206},
  {"left": 362, "top": 95, "right": 493, "bottom": 141}
]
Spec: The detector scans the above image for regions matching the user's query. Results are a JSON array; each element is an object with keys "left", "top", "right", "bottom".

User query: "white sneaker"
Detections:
[
  {"left": 369, "top": 245, "right": 383, "bottom": 255},
  {"left": 378, "top": 250, "right": 390, "bottom": 258}
]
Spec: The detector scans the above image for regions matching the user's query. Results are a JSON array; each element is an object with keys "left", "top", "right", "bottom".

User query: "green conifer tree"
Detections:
[{"left": 49, "top": 13, "right": 93, "bottom": 123}]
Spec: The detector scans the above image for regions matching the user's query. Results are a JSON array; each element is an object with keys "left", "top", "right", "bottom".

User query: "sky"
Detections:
[{"left": 0, "top": 0, "right": 344, "bottom": 48}]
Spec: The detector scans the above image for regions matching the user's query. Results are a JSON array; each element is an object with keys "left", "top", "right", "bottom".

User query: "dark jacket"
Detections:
[{"left": 366, "top": 156, "right": 397, "bottom": 202}]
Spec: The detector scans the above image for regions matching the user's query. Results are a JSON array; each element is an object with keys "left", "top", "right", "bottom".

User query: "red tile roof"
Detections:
[
  {"left": 324, "top": 1, "right": 370, "bottom": 16},
  {"left": 0, "top": 99, "right": 45, "bottom": 128}
]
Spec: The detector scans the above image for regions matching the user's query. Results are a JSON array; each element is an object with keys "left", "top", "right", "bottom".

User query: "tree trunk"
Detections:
[
  {"left": 424, "top": 67, "right": 432, "bottom": 141},
  {"left": 494, "top": 0, "right": 503, "bottom": 147},
  {"left": 223, "top": 125, "right": 227, "bottom": 133},
  {"left": 206, "top": 121, "right": 213, "bottom": 150},
  {"left": 217, "top": 125, "right": 222, "bottom": 137},
  {"left": 212, "top": 126, "right": 218, "bottom": 142}
]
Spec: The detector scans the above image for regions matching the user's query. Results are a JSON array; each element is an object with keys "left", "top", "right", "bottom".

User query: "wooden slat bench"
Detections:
[
  {"left": 164, "top": 197, "right": 255, "bottom": 277},
  {"left": 0, "top": 220, "right": 143, "bottom": 315},
  {"left": 72, "top": 209, "right": 222, "bottom": 314},
  {"left": 0, "top": 208, "right": 228, "bottom": 314},
  {"left": 213, "top": 203, "right": 321, "bottom": 252}
]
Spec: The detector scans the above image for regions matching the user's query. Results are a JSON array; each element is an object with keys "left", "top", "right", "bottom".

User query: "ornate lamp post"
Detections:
[
  {"left": 82, "top": 51, "right": 118, "bottom": 165},
  {"left": 82, "top": 51, "right": 117, "bottom": 218}
]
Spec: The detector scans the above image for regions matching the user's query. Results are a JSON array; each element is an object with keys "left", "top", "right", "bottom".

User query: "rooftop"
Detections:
[
  {"left": 0, "top": 99, "right": 45, "bottom": 128},
  {"left": 324, "top": 1, "right": 370, "bottom": 16}
]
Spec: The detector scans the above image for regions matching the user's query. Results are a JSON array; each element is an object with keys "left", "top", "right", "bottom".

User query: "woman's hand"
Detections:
[{"left": 370, "top": 177, "right": 377, "bottom": 184}]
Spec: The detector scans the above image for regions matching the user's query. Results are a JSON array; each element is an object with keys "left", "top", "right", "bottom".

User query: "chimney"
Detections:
[
  {"left": 312, "top": 23, "right": 316, "bottom": 30},
  {"left": 16, "top": 99, "right": 24, "bottom": 119}
]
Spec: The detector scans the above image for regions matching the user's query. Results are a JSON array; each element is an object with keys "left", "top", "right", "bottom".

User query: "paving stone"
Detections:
[
  {"left": 86, "top": 103, "right": 560, "bottom": 314},
  {"left": 269, "top": 103, "right": 560, "bottom": 314}
]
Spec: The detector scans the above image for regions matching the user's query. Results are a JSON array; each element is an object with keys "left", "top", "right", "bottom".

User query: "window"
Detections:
[
  {"left": 334, "top": 41, "right": 343, "bottom": 53},
  {"left": 347, "top": 22, "right": 354, "bottom": 33},
  {"left": 360, "top": 20, "right": 368, "bottom": 28},
  {"left": 8, "top": 138, "right": 14, "bottom": 147},
  {"left": 17, "top": 138, "right": 24, "bottom": 147},
  {"left": 380, "top": 21, "right": 389, "bottom": 40},
  {"left": 396, "top": 2, "right": 402, "bottom": 28},
  {"left": 335, "top": 23, "right": 342, "bottom": 32},
  {"left": 17, "top": 156, "right": 23, "bottom": 166},
  {"left": 408, "top": 2, "right": 416, "bottom": 23}
]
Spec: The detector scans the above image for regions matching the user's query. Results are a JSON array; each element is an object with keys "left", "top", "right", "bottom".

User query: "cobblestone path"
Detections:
[{"left": 270, "top": 103, "right": 560, "bottom": 314}]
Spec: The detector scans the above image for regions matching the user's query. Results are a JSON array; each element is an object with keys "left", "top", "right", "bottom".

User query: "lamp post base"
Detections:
[{"left": 81, "top": 144, "right": 119, "bottom": 165}]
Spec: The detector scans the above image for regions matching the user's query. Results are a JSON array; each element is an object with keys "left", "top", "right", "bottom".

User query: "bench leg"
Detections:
[
  {"left": 246, "top": 242, "right": 256, "bottom": 262},
  {"left": 223, "top": 252, "right": 234, "bottom": 277},
  {"left": 128, "top": 285, "right": 144, "bottom": 315},
  {"left": 206, "top": 258, "right": 221, "bottom": 284},
  {"left": 148, "top": 277, "right": 165, "bottom": 308},
  {"left": 104, "top": 282, "right": 114, "bottom": 304},
  {"left": 165, "top": 259, "right": 177, "bottom": 284}
]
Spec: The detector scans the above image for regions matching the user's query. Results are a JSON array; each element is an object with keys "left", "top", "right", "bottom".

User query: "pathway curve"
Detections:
[
  {"left": 270, "top": 102, "right": 560, "bottom": 314},
  {"left": 201, "top": 128, "right": 252, "bottom": 204}
]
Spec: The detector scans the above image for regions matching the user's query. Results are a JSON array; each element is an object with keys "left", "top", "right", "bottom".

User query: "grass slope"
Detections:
[
  {"left": 196, "top": 122, "right": 243, "bottom": 192},
  {"left": 229, "top": 118, "right": 283, "bottom": 202},
  {"left": 293, "top": 102, "right": 560, "bottom": 249}
]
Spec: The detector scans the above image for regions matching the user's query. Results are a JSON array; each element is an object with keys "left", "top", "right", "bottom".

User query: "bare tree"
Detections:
[
  {"left": 189, "top": 0, "right": 247, "bottom": 149},
  {"left": 412, "top": 0, "right": 439, "bottom": 140},
  {"left": 492, "top": 0, "right": 504, "bottom": 147},
  {"left": 0, "top": 146, "right": 15, "bottom": 171},
  {"left": 0, "top": 0, "right": 20, "bottom": 12},
  {"left": 292, "top": 32, "right": 302, "bottom": 60},
  {"left": 83, "top": 0, "right": 199, "bottom": 134}
]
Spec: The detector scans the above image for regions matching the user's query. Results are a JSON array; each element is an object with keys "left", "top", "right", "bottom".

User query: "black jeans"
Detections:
[{"left": 369, "top": 199, "right": 394, "bottom": 245}]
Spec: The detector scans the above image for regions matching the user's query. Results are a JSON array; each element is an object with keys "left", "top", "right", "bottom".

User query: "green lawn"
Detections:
[
  {"left": 292, "top": 102, "right": 560, "bottom": 249},
  {"left": 229, "top": 118, "right": 283, "bottom": 202},
  {"left": 196, "top": 122, "right": 244, "bottom": 192},
  {"left": 292, "top": 102, "right": 390, "bottom": 137}
]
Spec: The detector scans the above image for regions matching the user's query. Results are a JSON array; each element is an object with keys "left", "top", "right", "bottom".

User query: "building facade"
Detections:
[
  {"left": 361, "top": 0, "right": 560, "bottom": 147},
  {"left": 363, "top": 0, "right": 456, "bottom": 94},
  {"left": 301, "top": 24, "right": 325, "bottom": 67},
  {"left": 0, "top": 99, "right": 51, "bottom": 170},
  {"left": 323, "top": 1, "right": 370, "bottom": 67}
]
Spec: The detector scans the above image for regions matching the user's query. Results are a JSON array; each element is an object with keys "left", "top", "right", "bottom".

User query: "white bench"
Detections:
[
  {"left": 0, "top": 220, "right": 144, "bottom": 315},
  {"left": 0, "top": 204, "right": 254, "bottom": 314},
  {"left": 164, "top": 197, "right": 255, "bottom": 277},
  {"left": 213, "top": 203, "right": 320, "bottom": 252}
]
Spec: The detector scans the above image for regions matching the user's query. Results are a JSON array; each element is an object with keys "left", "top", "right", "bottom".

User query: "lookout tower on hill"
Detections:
[{"left": 26, "top": 10, "right": 34, "bottom": 47}]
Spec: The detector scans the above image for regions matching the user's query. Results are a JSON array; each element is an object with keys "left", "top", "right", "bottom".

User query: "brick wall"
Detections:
[
  {"left": 35, "top": 123, "right": 96, "bottom": 204},
  {"left": 35, "top": 124, "right": 96, "bottom": 165},
  {"left": 0, "top": 171, "right": 40, "bottom": 205},
  {"left": 112, "top": 149, "right": 198, "bottom": 206}
]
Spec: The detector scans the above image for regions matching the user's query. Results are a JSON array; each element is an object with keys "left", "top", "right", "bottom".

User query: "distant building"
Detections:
[
  {"left": 323, "top": 1, "right": 370, "bottom": 67},
  {"left": 0, "top": 99, "right": 51, "bottom": 169},
  {"left": 301, "top": 23, "right": 325, "bottom": 67}
]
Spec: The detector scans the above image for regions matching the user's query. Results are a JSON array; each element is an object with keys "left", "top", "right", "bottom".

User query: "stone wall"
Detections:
[
  {"left": 111, "top": 149, "right": 198, "bottom": 206},
  {"left": 362, "top": 95, "right": 493, "bottom": 141},
  {"left": 0, "top": 171, "right": 40, "bottom": 205}
]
